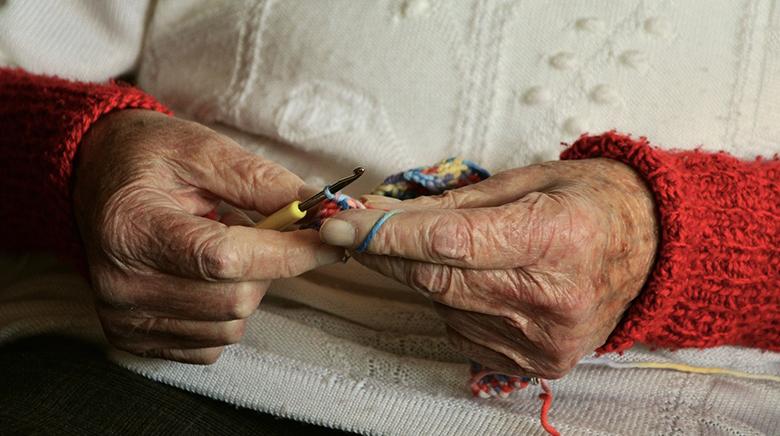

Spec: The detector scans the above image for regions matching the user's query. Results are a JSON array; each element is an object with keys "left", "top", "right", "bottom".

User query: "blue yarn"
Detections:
[
  {"left": 463, "top": 159, "right": 491, "bottom": 180},
  {"left": 355, "top": 210, "right": 402, "bottom": 253},
  {"left": 323, "top": 185, "right": 351, "bottom": 210},
  {"left": 394, "top": 158, "right": 491, "bottom": 195},
  {"left": 323, "top": 185, "right": 336, "bottom": 200}
]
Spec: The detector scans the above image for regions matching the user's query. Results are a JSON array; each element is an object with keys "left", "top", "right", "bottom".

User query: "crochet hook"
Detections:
[{"left": 255, "top": 167, "right": 365, "bottom": 231}]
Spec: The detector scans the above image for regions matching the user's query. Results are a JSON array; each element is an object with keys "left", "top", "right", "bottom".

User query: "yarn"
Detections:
[
  {"left": 468, "top": 361, "right": 532, "bottom": 399},
  {"left": 307, "top": 157, "right": 559, "bottom": 435},
  {"left": 580, "top": 356, "right": 780, "bottom": 383},
  {"left": 300, "top": 185, "right": 365, "bottom": 230},
  {"left": 371, "top": 157, "right": 490, "bottom": 199},
  {"left": 355, "top": 210, "right": 402, "bottom": 253},
  {"left": 539, "top": 379, "right": 559, "bottom": 436},
  {"left": 469, "top": 362, "right": 559, "bottom": 435}
]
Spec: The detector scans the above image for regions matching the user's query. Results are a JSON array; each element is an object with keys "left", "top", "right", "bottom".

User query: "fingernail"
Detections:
[
  {"left": 360, "top": 195, "right": 401, "bottom": 210},
  {"left": 319, "top": 219, "right": 356, "bottom": 247},
  {"left": 316, "top": 246, "right": 345, "bottom": 265},
  {"left": 299, "top": 184, "right": 322, "bottom": 199}
]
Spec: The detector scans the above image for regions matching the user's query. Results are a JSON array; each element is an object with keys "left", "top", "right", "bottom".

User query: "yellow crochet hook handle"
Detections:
[
  {"left": 254, "top": 167, "right": 365, "bottom": 231},
  {"left": 254, "top": 201, "right": 306, "bottom": 231}
]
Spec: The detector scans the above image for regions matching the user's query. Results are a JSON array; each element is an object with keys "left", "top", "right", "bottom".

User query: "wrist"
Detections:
[
  {"left": 73, "top": 110, "right": 166, "bottom": 251},
  {"left": 597, "top": 158, "right": 659, "bottom": 297}
]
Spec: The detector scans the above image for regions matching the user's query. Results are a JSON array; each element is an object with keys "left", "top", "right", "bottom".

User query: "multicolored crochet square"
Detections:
[{"left": 371, "top": 157, "right": 490, "bottom": 200}]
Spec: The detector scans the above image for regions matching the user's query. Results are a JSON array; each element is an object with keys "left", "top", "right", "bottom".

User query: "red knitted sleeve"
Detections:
[
  {"left": 561, "top": 132, "right": 779, "bottom": 353},
  {"left": 0, "top": 68, "right": 170, "bottom": 264}
]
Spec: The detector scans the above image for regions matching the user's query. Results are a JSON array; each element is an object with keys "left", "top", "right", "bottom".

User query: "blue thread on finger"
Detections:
[{"left": 355, "top": 210, "right": 401, "bottom": 253}]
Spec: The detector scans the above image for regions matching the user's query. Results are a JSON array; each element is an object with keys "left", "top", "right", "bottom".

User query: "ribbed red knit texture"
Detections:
[
  {"left": 562, "top": 132, "right": 779, "bottom": 353},
  {"left": 0, "top": 68, "right": 170, "bottom": 265}
]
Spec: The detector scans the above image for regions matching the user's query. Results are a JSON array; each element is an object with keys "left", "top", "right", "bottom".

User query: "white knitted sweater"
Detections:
[{"left": 1, "top": 1, "right": 778, "bottom": 434}]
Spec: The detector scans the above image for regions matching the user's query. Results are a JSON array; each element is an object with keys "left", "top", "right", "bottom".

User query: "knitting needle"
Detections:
[{"left": 255, "top": 167, "right": 365, "bottom": 231}]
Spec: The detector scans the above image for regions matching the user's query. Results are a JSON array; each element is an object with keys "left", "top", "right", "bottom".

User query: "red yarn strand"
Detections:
[{"left": 539, "top": 379, "right": 559, "bottom": 436}]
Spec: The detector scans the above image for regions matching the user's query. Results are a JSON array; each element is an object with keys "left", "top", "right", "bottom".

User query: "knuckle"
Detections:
[
  {"left": 99, "top": 312, "right": 153, "bottom": 342},
  {"left": 537, "top": 353, "right": 577, "bottom": 380},
  {"left": 428, "top": 217, "right": 474, "bottom": 262},
  {"left": 95, "top": 283, "right": 125, "bottom": 308},
  {"left": 192, "top": 348, "right": 223, "bottom": 365},
  {"left": 408, "top": 264, "right": 455, "bottom": 295},
  {"left": 247, "top": 160, "right": 295, "bottom": 194},
  {"left": 436, "top": 190, "right": 463, "bottom": 208},
  {"left": 193, "top": 355, "right": 218, "bottom": 365},
  {"left": 220, "top": 321, "right": 247, "bottom": 344},
  {"left": 197, "top": 235, "right": 243, "bottom": 281},
  {"left": 409, "top": 264, "right": 433, "bottom": 292},
  {"left": 224, "top": 286, "right": 259, "bottom": 319},
  {"left": 524, "top": 331, "right": 582, "bottom": 379},
  {"left": 253, "top": 161, "right": 286, "bottom": 184},
  {"left": 526, "top": 276, "right": 592, "bottom": 326},
  {"left": 129, "top": 316, "right": 158, "bottom": 337}
]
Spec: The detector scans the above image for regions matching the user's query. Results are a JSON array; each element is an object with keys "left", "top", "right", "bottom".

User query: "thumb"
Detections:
[{"left": 181, "top": 138, "right": 309, "bottom": 215}]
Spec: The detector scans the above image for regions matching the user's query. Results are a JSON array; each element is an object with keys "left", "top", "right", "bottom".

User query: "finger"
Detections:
[
  {"left": 143, "top": 207, "right": 343, "bottom": 281},
  {"left": 219, "top": 206, "right": 255, "bottom": 226},
  {"left": 440, "top": 305, "right": 584, "bottom": 379},
  {"left": 353, "top": 253, "right": 534, "bottom": 313},
  {"left": 446, "top": 327, "right": 538, "bottom": 377},
  {"left": 358, "top": 195, "right": 402, "bottom": 211},
  {"left": 102, "top": 315, "right": 247, "bottom": 349},
  {"left": 363, "top": 164, "right": 555, "bottom": 211},
  {"left": 320, "top": 198, "right": 553, "bottom": 268},
  {"left": 175, "top": 135, "right": 307, "bottom": 215},
  {"left": 438, "top": 305, "right": 541, "bottom": 376},
  {"left": 97, "top": 278, "right": 268, "bottom": 321},
  {"left": 141, "top": 346, "right": 225, "bottom": 365}
]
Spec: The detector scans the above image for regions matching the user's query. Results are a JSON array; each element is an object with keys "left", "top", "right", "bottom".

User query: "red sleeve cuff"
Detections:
[
  {"left": 0, "top": 68, "right": 171, "bottom": 268},
  {"left": 561, "top": 131, "right": 780, "bottom": 353}
]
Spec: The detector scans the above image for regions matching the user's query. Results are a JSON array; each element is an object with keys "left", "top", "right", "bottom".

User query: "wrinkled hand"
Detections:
[
  {"left": 74, "top": 110, "right": 342, "bottom": 364},
  {"left": 320, "top": 159, "right": 657, "bottom": 378}
]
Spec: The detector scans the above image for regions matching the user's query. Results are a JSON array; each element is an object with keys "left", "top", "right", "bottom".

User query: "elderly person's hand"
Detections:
[
  {"left": 74, "top": 110, "right": 342, "bottom": 364},
  {"left": 320, "top": 159, "right": 658, "bottom": 378}
]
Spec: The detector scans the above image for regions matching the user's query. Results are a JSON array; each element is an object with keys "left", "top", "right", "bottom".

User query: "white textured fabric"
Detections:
[
  {"left": 0, "top": 0, "right": 150, "bottom": 81},
  {"left": 1, "top": 0, "right": 779, "bottom": 434}
]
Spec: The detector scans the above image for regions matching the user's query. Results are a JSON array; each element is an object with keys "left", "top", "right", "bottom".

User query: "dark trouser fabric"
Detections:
[{"left": 0, "top": 335, "right": 350, "bottom": 435}]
